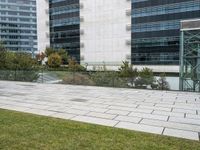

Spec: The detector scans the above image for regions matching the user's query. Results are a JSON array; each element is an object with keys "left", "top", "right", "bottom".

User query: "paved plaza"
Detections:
[{"left": 0, "top": 81, "right": 200, "bottom": 141}]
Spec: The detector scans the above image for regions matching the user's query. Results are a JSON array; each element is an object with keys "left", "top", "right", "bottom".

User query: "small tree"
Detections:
[
  {"left": 0, "top": 41, "right": 5, "bottom": 51},
  {"left": 57, "top": 49, "right": 68, "bottom": 64},
  {"left": 157, "top": 73, "right": 170, "bottom": 90},
  {"left": 45, "top": 47, "right": 55, "bottom": 57},
  {"left": 13, "top": 53, "right": 38, "bottom": 70},
  {"left": 48, "top": 53, "right": 62, "bottom": 68},
  {"left": 118, "top": 61, "right": 138, "bottom": 86},
  {"left": 68, "top": 57, "right": 85, "bottom": 71},
  {"left": 135, "top": 67, "right": 155, "bottom": 88},
  {"left": 0, "top": 41, "right": 6, "bottom": 69}
]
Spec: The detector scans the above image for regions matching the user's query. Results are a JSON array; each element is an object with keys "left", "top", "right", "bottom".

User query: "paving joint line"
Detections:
[
  {"left": 161, "top": 128, "right": 165, "bottom": 135},
  {"left": 150, "top": 110, "right": 154, "bottom": 114},
  {"left": 138, "top": 118, "right": 143, "bottom": 124},
  {"left": 113, "top": 121, "right": 120, "bottom": 127},
  {"left": 136, "top": 104, "right": 140, "bottom": 108},
  {"left": 126, "top": 111, "right": 132, "bottom": 116},
  {"left": 112, "top": 114, "right": 119, "bottom": 120},
  {"left": 198, "top": 132, "right": 200, "bottom": 141},
  {"left": 167, "top": 116, "right": 170, "bottom": 121}
]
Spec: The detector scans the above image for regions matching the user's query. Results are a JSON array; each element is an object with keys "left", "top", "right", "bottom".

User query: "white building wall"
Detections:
[
  {"left": 134, "top": 65, "right": 180, "bottom": 73},
  {"left": 36, "top": 0, "right": 50, "bottom": 53},
  {"left": 80, "top": 0, "right": 132, "bottom": 69}
]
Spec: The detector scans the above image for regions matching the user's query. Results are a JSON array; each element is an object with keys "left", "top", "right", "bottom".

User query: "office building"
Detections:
[
  {"left": 49, "top": 0, "right": 200, "bottom": 73},
  {"left": 0, "top": 0, "right": 37, "bottom": 53},
  {"left": 131, "top": 0, "right": 200, "bottom": 73},
  {"left": 49, "top": 0, "right": 80, "bottom": 61}
]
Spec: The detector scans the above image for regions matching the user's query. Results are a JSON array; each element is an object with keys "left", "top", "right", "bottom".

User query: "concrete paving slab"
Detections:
[
  {"left": 163, "top": 128, "right": 199, "bottom": 141},
  {"left": 169, "top": 116, "right": 200, "bottom": 126},
  {"left": 114, "top": 115, "right": 142, "bottom": 123},
  {"left": 116, "top": 122, "right": 164, "bottom": 134},
  {"left": 50, "top": 112, "right": 76, "bottom": 120},
  {"left": 141, "top": 119, "right": 200, "bottom": 132},
  {"left": 186, "top": 114, "right": 200, "bottom": 120},
  {"left": 86, "top": 112, "right": 117, "bottom": 120},
  {"left": 72, "top": 115, "right": 118, "bottom": 127},
  {"left": 153, "top": 110, "right": 184, "bottom": 117},
  {"left": 129, "top": 112, "right": 168, "bottom": 121},
  {"left": 106, "top": 109, "right": 130, "bottom": 115}
]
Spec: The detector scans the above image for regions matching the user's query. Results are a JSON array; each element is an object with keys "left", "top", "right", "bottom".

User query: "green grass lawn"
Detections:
[{"left": 0, "top": 109, "right": 200, "bottom": 150}]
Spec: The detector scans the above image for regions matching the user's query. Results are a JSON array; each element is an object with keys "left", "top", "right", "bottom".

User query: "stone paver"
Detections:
[
  {"left": 114, "top": 115, "right": 142, "bottom": 123},
  {"left": 129, "top": 112, "right": 168, "bottom": 121},
  {"left": 50, "top": 113, "right": 76, "bottom": 120},
  {"left": 106, "top": 109, "right": 130, "bottom": 115},
  {"left": 163, "top": 128, "right": 199, "bottom": 141},
  {"left": 72, "top": 116, "right": 118, "bottom": 127},
  {"left": 141, "top": 119, "right": 200, "bottom": 132},
  {"left": 116, "top": 122, "right": 164, "bottom": 134},
  {"left": 0, "top": 80, "right": 199, "bottom": 141},
  {"left": 186, "top": 114, "right": 200, "bottom": 120},
  {"left": 169, "top": 116, "right": 200, "bottom": 125}
]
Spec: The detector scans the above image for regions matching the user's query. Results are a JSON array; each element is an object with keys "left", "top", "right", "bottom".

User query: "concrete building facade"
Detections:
[
  {"left": 36, "top": 0, "right": 50, "bottom": 53},
  {"left": 80, "top": 0, "right": 131, "bottom": 70},
  {"left": 49, "top": 0, "right": 80, "bottom": 61},
  {"left": 0, "top": 0, "right": 37, "bottom": 53}
]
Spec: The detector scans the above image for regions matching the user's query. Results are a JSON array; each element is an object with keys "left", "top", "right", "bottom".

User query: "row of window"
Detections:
[
  {"left": 50, "top": 0, "right": 78, "bottom": 4},
  {"left": 0, "top": 29, "right": 36, "bottom": 33},
  {"left": 50, "top": 4, "right": 79, "bottom": 15},
  {"left": 51, "top": 29, "right": 79, "bottom": 37},
  {"left": 0, "top": 0, "right": 36, "bottom": 5},
  {"left": 7, "top": 47, "right": 36, "bottom": 51},
  {"left": 3, "top": 41, "right": 36, "bottom": 45},
  {"left": 132, "top": 52, "right": 179, "bottom": 64},
  {"left": 133, "top": 36, "right": 179, "bottom": 42},
  {"left": 0, "top": 23, "right": 36, "bottom": 28},
  {"left": 131, "top": 0, "right": 147, "bottom": 3},
  {"left": 0, "top": 35, "right": 37, "bottom": 39},
  {"left": 0, "top": 17, "right": 36, "bottom": 22},
  {"left": 132, "top": 1, "right": 200, "bottom": 18},
  {"left": 51, "top": 17, "right": 80, "bottom": 27},
  {"left": 0, "top": 11, "right": 36, "bottom": 16},
  {"left": 132, "top": 20, "right": 180, "bottom": 32}
]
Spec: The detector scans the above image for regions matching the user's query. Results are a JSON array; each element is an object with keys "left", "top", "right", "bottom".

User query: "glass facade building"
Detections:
[
  {"left": 0, "top": 0, "right": 37, "bottom": 53},
  {"left": 131, "top": 0, "right": 200, "bottom": 65},
  {"left": 49, "top": 0, "right": 80, "bottom": 61}
]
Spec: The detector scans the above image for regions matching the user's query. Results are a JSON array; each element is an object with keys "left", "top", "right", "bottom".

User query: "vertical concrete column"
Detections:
[
  {"left": 36, "top": 0, "right": 50, "bottom": 53},
  {"left": 80, "top": 0, "right": 132, "bottom": 70}
]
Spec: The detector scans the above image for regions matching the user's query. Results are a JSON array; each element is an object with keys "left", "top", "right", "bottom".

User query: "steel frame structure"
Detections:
[{"left": 180, "top": 19, "right": 200, "bottom": 92}]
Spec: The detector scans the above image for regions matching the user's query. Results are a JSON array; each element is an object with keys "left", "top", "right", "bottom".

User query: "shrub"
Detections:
[
  {"left": 68, "top": 58, "right": 86, "bottom": 71},
  {"left": 57, "top": 49, "right": 69, "bottom": 64},
  {"left": 0, "top": 51, "right": 39, "bottom": 82},
  {"left": 157, "top": 73, "right": 170, "bottom": 90},
  {"left": 91, "top": 71, "right": 127, "bottom": 87},
  {"left": 135, "top": 67, "right": 155, "bottom": 88},
  {"left": 62, "top": 72, "right": 94, "bottom": 85},
  {"left": 118, "top": 61, "right": 138, "bottom": 86},
  {"left": 48, "top": 53, "right": 62, "bottom": 68},
  {"left": 45, "top": 47, "right": 55, "bottom": 57}
]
